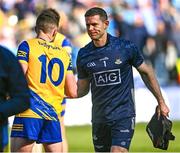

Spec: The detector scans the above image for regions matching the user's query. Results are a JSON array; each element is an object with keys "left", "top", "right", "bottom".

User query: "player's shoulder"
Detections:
[
  {"left": 18, "top": 38, "right": 38, "bottom": 47},
  {"left": 17, "top": 39, "right": 40, "bottom": 56},
  {"left": 54, "top": 33, "right": 72, "bottom": 49},
  {"left": 55, "top": 32, "right": 65, "bottom": 39},
  {"left": 54, "top": 33, "right": 66, "bottom": 43},
  {"left": 108, "top": 34, "right": 132, "bottom": 45},
  {"left": 116, "top": 36, "right": 136, "bottom": 49},
  {"left": 0, "top": 45, "right": 19, "bottom": 68},
  {"left": 55, "top": 32, "right": 65, "bottom": 40},
  {"left": 18, "top": 40, "right": 31, "bottom": 52},
  {"left": 78, "top": 41, "right": 93, "bottom": 54}
]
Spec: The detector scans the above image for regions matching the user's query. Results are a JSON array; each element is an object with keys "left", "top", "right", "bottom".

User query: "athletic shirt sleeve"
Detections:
[
  {"left": 76, "top": 49, "right": 89, "bottom": 79},
  {"left": 17, "top": 41, "right": 30, "bottom": 63},
  {"left": 62, "top": 38, "right": 71, "bottom": 47},
  {"left": 129, "top": 42, "right": 144, "bottom": 68},
  {"left": 62, "top": 38, "right": 72, "bottom": 54},
  {"left": 61, "top": 38, "right": 73, "bottom": 71}
]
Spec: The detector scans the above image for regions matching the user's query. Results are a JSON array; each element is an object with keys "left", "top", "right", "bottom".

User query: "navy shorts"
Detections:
[
  {"left": 92, "top": 117, "right": 135, "bottom": 152},
  {"left": 11, "top": 117, "right": 62, "bottom": 143}
]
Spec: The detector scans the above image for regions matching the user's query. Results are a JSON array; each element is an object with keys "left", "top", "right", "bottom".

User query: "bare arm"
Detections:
[
  {"left": 137, "top": 62, "right": 170, "bottom": 117},
  {"left": 65, "top": 73, "right": 77, "bottom": 98},
  {"left": 77, "top": 79, "right": 90, "bottom": 98},
  {"left": 20, "top": 63, "right": 28, "bottom": 74}
]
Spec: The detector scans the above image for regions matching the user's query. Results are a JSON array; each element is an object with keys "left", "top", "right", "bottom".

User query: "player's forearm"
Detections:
[
  {"left": 77, "top": 80, "right": 90, "bottom": 98},
  {"left": 139, "top": 65, "right": 169, "bottom": 116},
  {"left": 65, "top": 85, "right": 78, "bottom": 98},
  {"left": 65, "top": 73, "right": 78, "bottom": 98},
  {"left": 65, "top": 77, "right": 78, "bottom": 98},
  {"left": 140, "top": 68, "right": 164, "bottom": 103},
  {"left": 77, "top": 88, "right": 89, "bottom": 98},
  {"left": 19, "top": 63, "right": 28, "bottom": 75}
]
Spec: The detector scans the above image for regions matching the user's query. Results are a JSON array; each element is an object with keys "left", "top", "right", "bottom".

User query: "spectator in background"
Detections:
[
  {"left": 154, "top": 21, "right": 169, "bottom": 86},
  {"left": 0, "top": 45, "right": 30, "bottom": 152},
  {"left": 143, "top": 36, "right": 157, "bottom": 66}
]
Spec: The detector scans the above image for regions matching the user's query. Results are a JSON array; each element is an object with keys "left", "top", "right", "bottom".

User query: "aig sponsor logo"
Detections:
[
  {"left": 87, "top": 62, "right": 96, "bottom": 67},
  {"left": 93, "top": 69, "right": 121, "bottom": 86}
]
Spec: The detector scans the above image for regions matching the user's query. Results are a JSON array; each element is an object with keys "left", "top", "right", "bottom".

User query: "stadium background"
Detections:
[{"left": 1, "top": 0, "right": 180, "bottom": 152}]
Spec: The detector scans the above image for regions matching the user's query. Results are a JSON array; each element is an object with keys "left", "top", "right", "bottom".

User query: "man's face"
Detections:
[{"left": 85, "top": 15, "right": 108, "bottom": 41}]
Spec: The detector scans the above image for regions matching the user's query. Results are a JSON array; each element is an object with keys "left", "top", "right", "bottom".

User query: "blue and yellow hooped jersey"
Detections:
[{"left": 17, "top": 38, "right": 73, "bottom": 120}]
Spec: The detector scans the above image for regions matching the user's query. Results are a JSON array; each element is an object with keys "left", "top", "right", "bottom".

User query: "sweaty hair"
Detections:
[
  {"left": 35, "top": 8, "right": 60, "bottom": 34},
  {"left": 85, "top": 7, "right": 108, "bottom": 21}
]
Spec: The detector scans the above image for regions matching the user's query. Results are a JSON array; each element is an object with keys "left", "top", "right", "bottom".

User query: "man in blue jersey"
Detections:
[
  {"left": 0, "top": 45, "right": 30, "bottom": 152},
  {"left": 76, "top": 7, "right": 170, "bottom": 152}
]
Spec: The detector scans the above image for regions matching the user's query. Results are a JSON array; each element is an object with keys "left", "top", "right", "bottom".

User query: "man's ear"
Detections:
[
  {"left": 51, "top": 28, "right": 58, "bottom": 41},
  {"left": 104, "top": 20, "right": 109, "bottom": 30},
  {"left": 52, "top": 28, "right": 58, "bottom": 37}
]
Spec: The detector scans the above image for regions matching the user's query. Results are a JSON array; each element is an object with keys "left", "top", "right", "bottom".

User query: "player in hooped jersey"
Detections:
[
  {"left": 11, "top": 8, "right": 77, "bottom": 152},
  {"left": 76, "top": 7, "right": 170, "bottom": 152}
]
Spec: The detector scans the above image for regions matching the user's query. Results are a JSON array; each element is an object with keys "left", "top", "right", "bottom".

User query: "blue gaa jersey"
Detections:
[{"left": 77, "top": 34, "right": 144, "bottom": 123}]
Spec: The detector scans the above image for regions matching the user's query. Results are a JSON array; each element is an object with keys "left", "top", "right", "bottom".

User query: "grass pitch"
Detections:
[{"left": 66, "top": 121, "right": 180, "bottom": 152}]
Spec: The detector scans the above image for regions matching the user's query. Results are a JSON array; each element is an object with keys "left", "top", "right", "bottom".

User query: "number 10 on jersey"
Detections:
[{"left": 38, "top": 55, "right": 64, "bottom": 86}]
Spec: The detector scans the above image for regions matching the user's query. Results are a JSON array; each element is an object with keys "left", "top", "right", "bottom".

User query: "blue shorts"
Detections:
[
  {"left": 11, "top": 117, "right": 62, "bottom": 143},
  {"left": 92, "top": 117, "right": 135, "bottom": 152}
]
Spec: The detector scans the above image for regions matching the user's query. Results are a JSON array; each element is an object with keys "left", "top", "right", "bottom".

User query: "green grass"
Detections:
[
  {"left": 66, "top": 121, "right": 180, "bottom": 152},
  {"left": 66, "top": 125, "right": 93, "bottom": 152}
]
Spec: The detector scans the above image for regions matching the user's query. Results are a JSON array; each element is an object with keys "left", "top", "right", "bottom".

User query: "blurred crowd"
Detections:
[{"left": 1, "top": 0, "right": 180, "bottom": 85}]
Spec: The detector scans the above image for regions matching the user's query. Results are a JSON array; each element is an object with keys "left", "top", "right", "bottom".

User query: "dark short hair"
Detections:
[
  {"left": 85, "top": 7, "right": 108, "bottom": 21},
  {"left": 35, "top": 8, "right": 60, "bottom": 33}
]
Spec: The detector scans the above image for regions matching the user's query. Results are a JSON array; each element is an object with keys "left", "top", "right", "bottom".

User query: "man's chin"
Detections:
[{"left": 90, "top": 36, "right": 98, "bottom": 41}]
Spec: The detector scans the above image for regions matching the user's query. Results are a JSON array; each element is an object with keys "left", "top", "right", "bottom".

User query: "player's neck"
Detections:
[
  {"left": 93, "top": 33, "right": 108, "bottom": 47},
  {"left": 37, "top": 32, "right": 53, "bottom": 42}
]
